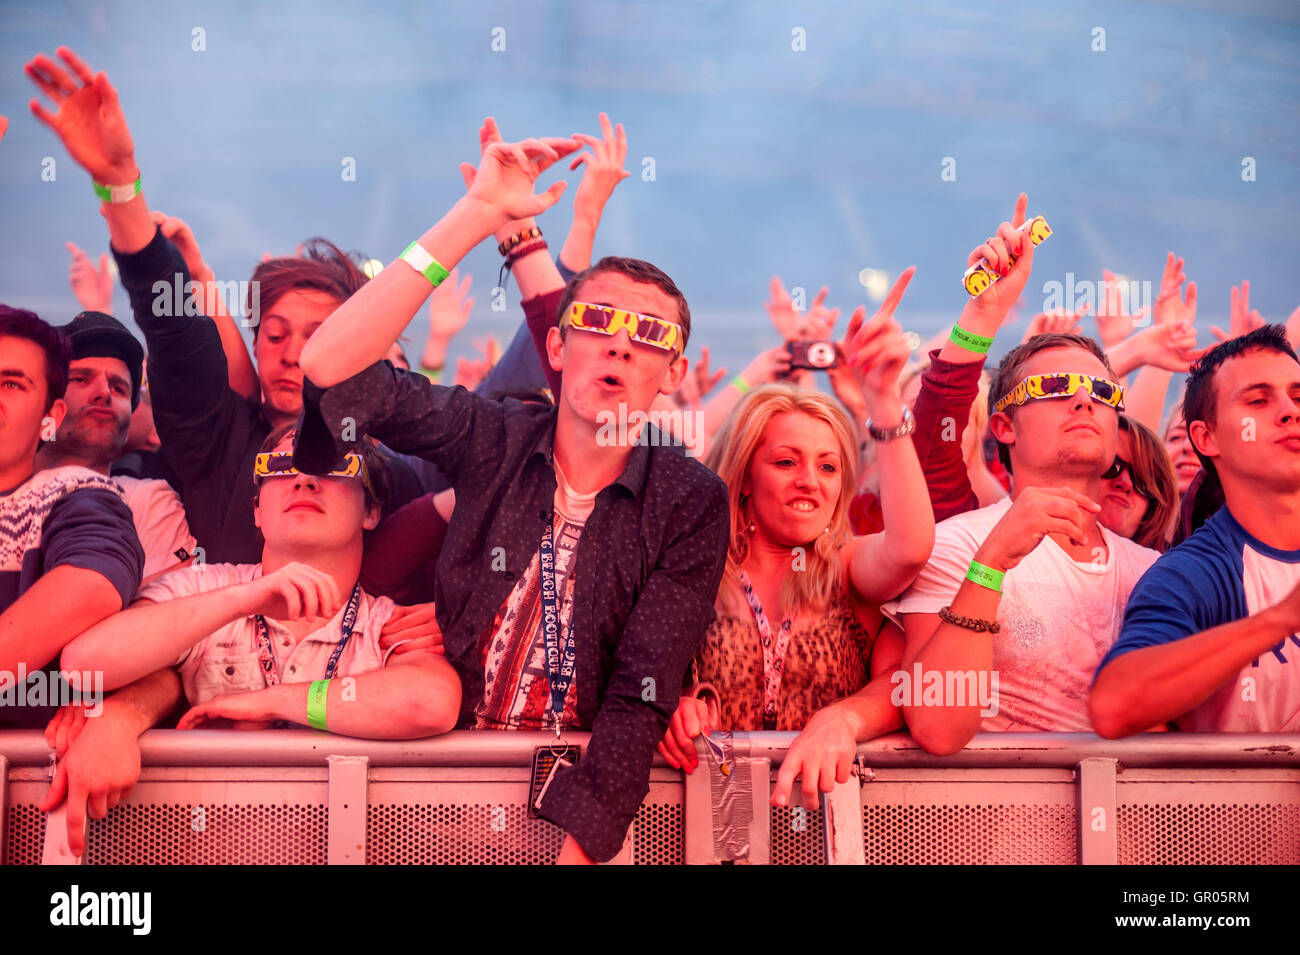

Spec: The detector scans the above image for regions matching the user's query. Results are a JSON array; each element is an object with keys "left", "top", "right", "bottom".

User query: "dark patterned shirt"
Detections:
[{"left": 295, "top": 361, "right": 729, "bottom": 861}]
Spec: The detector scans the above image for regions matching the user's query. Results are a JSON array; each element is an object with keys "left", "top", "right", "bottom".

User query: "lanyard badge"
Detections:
[{"left": 530, "top": 520, "right": 581, "bottom": 816}]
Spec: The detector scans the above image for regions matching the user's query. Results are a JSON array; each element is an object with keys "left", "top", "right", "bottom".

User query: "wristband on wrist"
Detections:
[
  {"left": 92, "top": 176, "right": 142, "bottom": 204},
  {"left": 307, "top": 679, "right": 330, "bottom": 730},
  {"left": 949, "top": 324, "right": 994, "bottom": 354},
  {"left": 498, "top": 226, "right": 543, "bottom": 256},
  {"left": 505, "top": 238, "right": 548, "bottom": 266},
  {"left": 965, "top": 560, "right": 1005, "bottom": 592},
  {"left": 400, "top": 241, "right": 450, "bottom": 287},
  {"left": 938, "top": 605, "right": 1001, "bottom": 633},
  {"left": 731, "top": 374, "right": 751, "bottom": 395}
]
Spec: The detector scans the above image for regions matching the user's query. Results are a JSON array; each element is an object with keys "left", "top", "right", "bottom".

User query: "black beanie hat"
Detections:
[{"left": 60, "top": 311, "right": 144, "bottom": 409}]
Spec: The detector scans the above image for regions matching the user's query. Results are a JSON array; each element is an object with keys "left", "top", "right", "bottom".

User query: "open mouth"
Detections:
[
  {"left": 597, "top": 374, "right": 624, "bottom": 389},
  {"left": 787, "top": 498, "right": 819, "bottom": 513}
]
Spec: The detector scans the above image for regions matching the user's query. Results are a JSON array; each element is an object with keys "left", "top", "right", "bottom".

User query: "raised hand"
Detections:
[
  {"left": 1212, "top": 280, "right": 1266, "bottom": 343},
  {"left": 1023, "top": 302, "right": 1090, "bottom": 344},
  {"left": 1095, "top": 270, "right": 1150, "bottom": 348},
  {"left": 0, "top": 115, "right": 8, "bottom": 145},
  {"left": 798, "top": 287, "right": 839, "bottom": 340},
  {"left": 570, "top": 112, "right": 630, "bottom": 226},
  {"left": 458, "top": 116, "right": 578, "bottom": 224},
  {"left": 675, "top": 345, "right": 726, "bottom": 409},
  {"left": 1152, "top": 252, "right": 1197, "bottom": 326},
  {"left": 234, "top": 562, "right": 343, "bottom": 624},
  {"left": 26, "top": 47, "right": 137, "bottom": 184},
  {"left": 964, "top": 194, "right": 1037, "bottom": 317},
  {"left": 764, "top": 276, "right": 803, "bottom": 340},
  {"left": 421, "top": 267, "right": 474, "bottom": 370},
  {"left": 452, "top": 336, "right": 500, "bottom": 390},
  {"left": 66, "top": 241, "right": 114, "bottom": 312},
  {"left": 1287, "top": 305, "right": 1300, "bottom": 351},
  {"left": 737, "top": 344, "right": 794, "bottom": 389},
  {"left": 150, "top": 210, "right": 212, "bottom": 283},
  {"left": 843, "top": 267, "right": 916, "bottom": 420}
]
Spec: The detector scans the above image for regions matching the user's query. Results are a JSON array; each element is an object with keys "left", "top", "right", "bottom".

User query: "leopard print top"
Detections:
[{"left": 693, "top": 584, "right": 877, "bottom": 731}]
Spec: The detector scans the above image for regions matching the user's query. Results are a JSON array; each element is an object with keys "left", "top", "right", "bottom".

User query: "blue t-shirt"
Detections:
[{"left": 1098, "top": 507, "right": 1300, "bottom": 731}]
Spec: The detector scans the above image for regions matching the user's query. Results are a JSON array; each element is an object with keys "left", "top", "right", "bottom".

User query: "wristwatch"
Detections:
[{"left": 864, "top": 406, "right": 916, "bottom": 443}]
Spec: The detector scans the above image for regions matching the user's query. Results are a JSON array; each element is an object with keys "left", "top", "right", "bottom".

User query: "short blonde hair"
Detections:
[{"left": 705, "top": 383, "right": 859, "bottom": 616}]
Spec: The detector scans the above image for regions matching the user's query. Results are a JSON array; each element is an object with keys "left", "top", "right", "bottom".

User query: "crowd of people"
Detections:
[{"left": 2, "top": 47, "right": 1299, "bottom": 864}]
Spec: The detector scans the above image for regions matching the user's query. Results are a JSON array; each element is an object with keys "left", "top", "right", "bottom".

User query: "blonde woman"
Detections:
[{"left": 657, "top": 274, "right": 935, "bottom": 810}]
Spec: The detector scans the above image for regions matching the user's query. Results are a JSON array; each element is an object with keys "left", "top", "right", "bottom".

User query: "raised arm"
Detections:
[
  {"left": 301, "top": 128, "right": 574, "bottom": 387},
  {"left": 912, "top": 196, "right": 1039, "bottom": 519},
  {"left": 841, "top": 267, "right": 935, "bottom": 602},
  {"left": 558, "top": 112, "right": 630, "bottom": 273},
  {"left": 150, "top": 210, "right": 260, "bottom": 402}
]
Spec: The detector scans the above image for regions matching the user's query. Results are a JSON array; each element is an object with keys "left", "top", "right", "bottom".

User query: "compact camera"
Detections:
[{"left": 787, "top": 340, "right": 839, "bottom": 370}]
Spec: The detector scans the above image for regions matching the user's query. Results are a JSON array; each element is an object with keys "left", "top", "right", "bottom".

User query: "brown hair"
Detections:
[
  {"left": 988, "top": 333, "right": 1117, "bottom": 473},
  {"left": 556, "top": 256, "right": 691, "bottom": 347},
  {"left": 248, "top": 239, "right": 369, "bottom": 337},
  {"left": 1117, "top": 414, "right": 1178, "bottom": 551},
  {"left": 0, "top": 305, "right": 71, "bottom": 411},
  {"left": 1182, "top": 324, "right": 1299, "bottom": 481}
]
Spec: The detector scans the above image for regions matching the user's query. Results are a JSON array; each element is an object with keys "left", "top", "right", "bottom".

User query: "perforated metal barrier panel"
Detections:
[
  {"left": 1116, "top": 770, "right": 1300, "bottom": 865},
  {"left": 3, "top": 732, "right": 1298, "bottom": 865},
  {"left": 860, "top": 770, "right": 1078, "bottom": 864}
]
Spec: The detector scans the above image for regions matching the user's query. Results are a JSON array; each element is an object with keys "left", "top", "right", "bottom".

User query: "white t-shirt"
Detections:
[
  {"left": 883, "top": 496, "right": 1159, "bottom": 732},
  {"left": 136, "top": 562, "right": 397, "bottom": 707},
  {"left": 114, "top": 476, "right": 197, "bottom": 580}
]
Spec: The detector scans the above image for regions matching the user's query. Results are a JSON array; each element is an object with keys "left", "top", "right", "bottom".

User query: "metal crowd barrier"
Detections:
[{"left": 2, "top": 730, "right": 1297, "bottom": 865}]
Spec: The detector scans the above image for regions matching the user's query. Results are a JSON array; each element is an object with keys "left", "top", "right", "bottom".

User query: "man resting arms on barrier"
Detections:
[{"left": 62, "top": 426, "right": 461, "bottom": 736}]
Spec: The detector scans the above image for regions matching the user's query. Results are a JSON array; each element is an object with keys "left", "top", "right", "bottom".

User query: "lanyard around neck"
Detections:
[
  {"left": 254, "top": 582, "right": 363, "bottom": 687},
  {"left": 736, "top": 569, "right": 794, "bottom": 731},
  {"left": 538, "top": 520, "right": 577, "bottom": 735}
]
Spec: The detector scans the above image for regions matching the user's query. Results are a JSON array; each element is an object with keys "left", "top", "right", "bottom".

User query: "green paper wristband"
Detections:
[
  {"left": 966, "top": 560, "right": 1005, "bottom": 592},
  {"left": 949, "top": 325, "right": 994, "bottom": 355},
  {"left": 732, "top": 375, "right": 751, "bottom": 394},
  {"left": 307, "top": 679, "right": 330, "bottom": 730},
  {"left": 400, "top": 241, "right": 451, "bottom": 287},
  {"left": 92, "top": 176, "right": 142, "bottom": 204}
]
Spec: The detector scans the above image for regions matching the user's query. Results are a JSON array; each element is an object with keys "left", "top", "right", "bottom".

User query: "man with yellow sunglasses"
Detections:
[
  {"left": 887, "top": 322, "right": 1161, "bottom": 753},
  {"left": 294, "top": 121, "right": 729, "bottom": 865}
]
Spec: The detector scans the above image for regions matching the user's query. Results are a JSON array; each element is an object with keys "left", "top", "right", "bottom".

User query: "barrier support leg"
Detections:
[
  {"left": 1077, "top": 757, "right": 1118, "bottom": 865},
  {"left": 822, "top": 779, "right": 865, "bottom": 865},
  {"left": 327, "top": 754, "right": 369, "bottom": 865}
]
